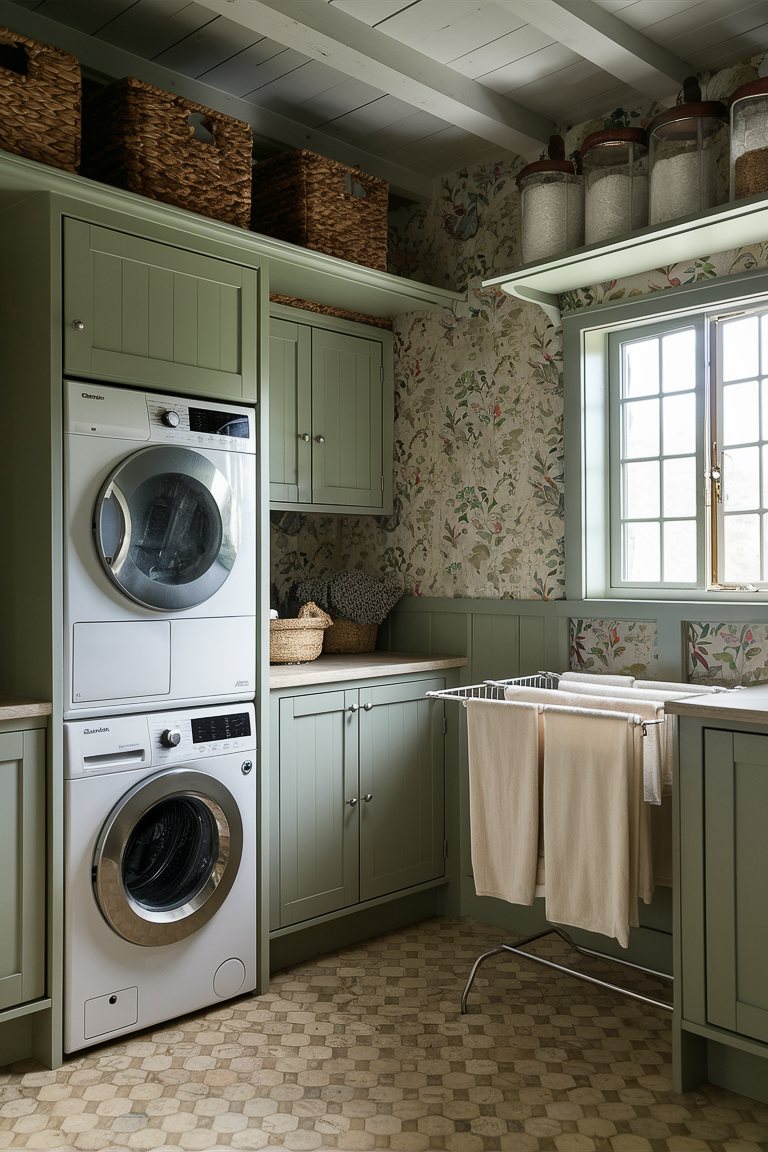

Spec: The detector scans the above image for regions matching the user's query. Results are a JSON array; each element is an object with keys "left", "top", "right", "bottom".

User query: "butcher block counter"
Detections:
[
  {"left": 0, "top": 697, "right": 52, "bottom": 721},
  {"left": 665, "top": 681, "right": 768, "bottom": 724},
  {"left": 269, "top": 651, "right": 467, "bottom": 689}
]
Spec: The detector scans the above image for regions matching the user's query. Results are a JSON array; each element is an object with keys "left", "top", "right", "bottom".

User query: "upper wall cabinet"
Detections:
[
  {"left": 269, "top": 309, "right": 394, "bottom": 514},
  {"left": 63, "top": 219, "right": 258, "bottom": 400}
]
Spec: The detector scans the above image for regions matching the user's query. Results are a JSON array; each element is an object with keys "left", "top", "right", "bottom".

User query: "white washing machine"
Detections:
[
  {"left": 64, "top": 703, "right": 257, "bottom": 1053},
  {"left": 64, "top": 380, "right": 256, "bottom": 717}
]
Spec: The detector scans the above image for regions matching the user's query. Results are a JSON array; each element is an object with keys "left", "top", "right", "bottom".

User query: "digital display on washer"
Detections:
[
  {"left": 191, "top": 713, "right": 251, "bottom": 744},
  {"left": 189, "top": 407, "right": 249, "bottom": 439}
]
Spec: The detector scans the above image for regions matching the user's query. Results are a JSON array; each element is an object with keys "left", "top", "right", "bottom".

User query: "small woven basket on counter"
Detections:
[
  {"left": 323, "top": 619, "right": 378, "bottom": 654},
  {"left": 0, "top": 25, "right": 80, "bottom": 173},
  {"left": 81, "top": 77, "right": 253, "bottom": 227},
  {"left": 270, "top": 602, "right": 333, "bottom": 665},
  {"left": 252, "top": 149, "right": 388, "bottom": 270}
]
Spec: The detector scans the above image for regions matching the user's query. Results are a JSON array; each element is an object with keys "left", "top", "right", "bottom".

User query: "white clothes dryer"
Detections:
[
  {"left": 64, "top": 381, "right": 256, "bottom": 717},
  {"left": 64, "top": 703, "right": 257, "bottom": 1053}
]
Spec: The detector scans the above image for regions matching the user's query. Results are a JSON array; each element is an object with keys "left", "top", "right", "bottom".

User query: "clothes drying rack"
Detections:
[{"left": 426, "top": 672, "right": 673, "bottom": 1015}]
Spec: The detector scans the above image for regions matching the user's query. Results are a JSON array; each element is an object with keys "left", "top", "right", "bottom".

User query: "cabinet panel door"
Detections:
[
  {"left": 279, "top": 691, "right": 359, "bottom": 926},
  {"left": 311, "top": 328, "right": 383, "bottom": 508},
  {"left": 0, "top": 729, "right": 46, "bottom": 1011},
  {"left": 358, "top": 679, "right": 445, "bottom": 902},
  {"left": 269, "top": 319, "right": 311, "bottom": 503},
  {"left": 705, "top": 729, "right": 768, "bottom": 1043},
  {"left": 63, "top": 219, "right": 257, "bottom": 398}
]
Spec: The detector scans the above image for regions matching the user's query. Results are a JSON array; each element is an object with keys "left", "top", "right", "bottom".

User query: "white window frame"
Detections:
[{"left": 562, "top": 264, "right": 768, "bottom": 603}]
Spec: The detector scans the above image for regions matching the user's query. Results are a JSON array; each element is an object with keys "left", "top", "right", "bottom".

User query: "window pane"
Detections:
[
  {"left": 661, "top": 329, "right": 696, "bottom": 393},
  {"left": 623, "top": 338, "right": 659, "bottom": 398},
  {"left": 723, "top": 446, "right": 760, "bottom": 511},
  {"left": 722, "top": 315, "right": 759, "bottom": 381},
  {"left": 663, "top": 520, "right": 697, "bottom": 582},
  {"left": 723, "top": 381, "right": 759, "bottom": 446},
  {"left": 623, "top": 398, "right": 659, "bottom": 458},
  {"left": 663, "top": 456, "right": 697, "bottom": 517},
  {"left": 763, "top": 445, "right": 768, "bottom": 508},
  {"left": 662, "top": 393, "right": 696, "bottom": 455},
  {"left": 761, "top": 378, "right": 768, "bottom": 442},
  {"left": 723, "top": 514, "right": 761, "bottom": 583},
  {"left": 623, "top": 521, "right": 660, "bottom": 582},
  {"left": 762, "top": 313, "right": 768, "bottom": 377},
  {"left": 623, "top": 460, "right": 659, "bottom": 518}
]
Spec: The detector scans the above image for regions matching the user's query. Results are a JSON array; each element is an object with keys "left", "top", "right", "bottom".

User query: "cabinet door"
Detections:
[
  {"left": 311, "top": 328, "right": 383, "bottom": 508},
  {"left": 269, "top": 319, "right": 311, "bottom": 503},
  {"left": 0, "top": 729, "right": 46, "bottom": 1011},
  {"left": 279, "top": 690, "right": 359, "bottom": 926},
  {"left": 704, "top": 729, "right": 768, "bottom": 1043},
  {"left": 63, "top": 219, "right": 258, "bottom": 398},
  {"left": 358, "top": 678, "right": 445, "bottom": 902}
]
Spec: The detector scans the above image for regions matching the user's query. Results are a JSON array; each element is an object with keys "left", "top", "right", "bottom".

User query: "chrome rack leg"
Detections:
[{"left": 460, "top": 929, "right": 555, "bottom": 1014}]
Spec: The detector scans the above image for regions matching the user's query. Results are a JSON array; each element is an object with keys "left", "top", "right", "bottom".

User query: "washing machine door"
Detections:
[
  {"left": 94, "top": 445, "right": 237, "bottom": 611},
  {"left": 93, "top": 768, "right": 243, "bottom": 947}
]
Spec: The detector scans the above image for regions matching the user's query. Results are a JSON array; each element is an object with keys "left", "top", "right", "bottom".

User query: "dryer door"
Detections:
[
  {"left": 94, "top": 445, "right": 237, "bottom": 611},
  {"left": 93, "top": 768, "right": 243, "bottom": 947}
]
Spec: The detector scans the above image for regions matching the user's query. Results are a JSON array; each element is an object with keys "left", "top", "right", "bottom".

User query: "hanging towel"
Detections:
[
  {"left": 560, "top": 672, "right": 635, "bottom": 687},
  {"left": 506, "top": 685, "right": 665, "bottom": 804},
  {"left": 542, "top": 709, "right": 637, "bottom": 948},
  {"left": 466, "top": 698, "right": 540, "bottom": 906},
  {"left": 632, "top": 679, "right": 722, "bottom": 695}
]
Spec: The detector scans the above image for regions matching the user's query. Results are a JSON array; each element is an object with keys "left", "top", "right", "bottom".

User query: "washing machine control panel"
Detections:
[
  {"left": 146, "top": 397, "right": 253, "bottom": 452},
  {"left": 150, "top": 706, "right": 255, "bottom": 764}
]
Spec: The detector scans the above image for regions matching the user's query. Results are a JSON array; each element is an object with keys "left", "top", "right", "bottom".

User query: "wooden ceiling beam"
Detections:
[
  {"left": 498, "top": 0, "right": 690, "bottom": 105},
  {"left": 193, "top": 0, "right": 557, "bottom": 154}
]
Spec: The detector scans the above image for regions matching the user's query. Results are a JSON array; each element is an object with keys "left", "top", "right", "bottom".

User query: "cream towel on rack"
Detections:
[
  {"left": 542, "top": 709, "right": 637, "bottom": 948},
  {"left": 633, "top": 680, "right": 721, "bottom": 695},
  {"left": 560, "top": 672, "right": 635, "bottom": 687},
  {"left": 466, "top": 698, "right": 540, "bottom": 906},
  {"left": 506, "top": 685, "right": 665, "bottom": 806}
]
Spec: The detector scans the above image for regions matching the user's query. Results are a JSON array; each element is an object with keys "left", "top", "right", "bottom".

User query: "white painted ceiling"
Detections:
[{"left": 4, "top": 0, "right": 768, "bottom": 199}]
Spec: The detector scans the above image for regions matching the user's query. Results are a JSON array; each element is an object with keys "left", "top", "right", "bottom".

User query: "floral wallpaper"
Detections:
[
  {"left": 570, "top": 619, "right": 658, "bottom": 678},
  {"left": 687, "top": 622, "right": 768, "bottom": 686}
]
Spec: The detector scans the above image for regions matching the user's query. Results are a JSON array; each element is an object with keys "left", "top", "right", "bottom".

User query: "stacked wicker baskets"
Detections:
[
  {"left": 270, "top": 603, "right": 333, "bottom": 665},
  {"left": 252, "top": 149, "right": 389, "bottom": 270},
  {"left": 81, "top": 77, "right": 253, "bottom": 227},
  {"left": 0, "top": 25, "right": 80, "bottom": 173}
]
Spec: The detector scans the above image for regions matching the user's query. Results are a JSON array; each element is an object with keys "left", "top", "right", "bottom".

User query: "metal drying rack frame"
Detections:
[{"left": 426, "top": 672, "right": 673, "bottom": 1014}]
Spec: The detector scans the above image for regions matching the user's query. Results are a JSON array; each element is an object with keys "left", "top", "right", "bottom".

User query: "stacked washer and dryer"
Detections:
[{"left": 63, "top": 381, "right": 258, "bottom": 1053}]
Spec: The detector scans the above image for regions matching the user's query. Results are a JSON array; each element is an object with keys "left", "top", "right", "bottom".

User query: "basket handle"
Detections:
[
  {"left": 343, "top": 170, "right": 368, "bottom": 199},
  {"left": 0, "top": 39, "right": 30, "bottom": 78},
  {"left": 298, "top": 601, "right": 333, "bottom": 628}
]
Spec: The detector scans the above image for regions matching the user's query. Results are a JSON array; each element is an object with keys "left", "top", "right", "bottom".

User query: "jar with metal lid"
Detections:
[
  {"left": 729, "top": 79, "right": 768, "bottom": 200},
  {"left": 648, "top": 102, "right": 727, "bottom": 224},
  {"left": 517, "top": 159, "right": 583, "bottom": 264},
  {"left": 581, "top": 128, "right": 648, "bottom": 244}
]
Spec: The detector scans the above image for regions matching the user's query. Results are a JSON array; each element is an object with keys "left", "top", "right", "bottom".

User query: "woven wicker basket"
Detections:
[
  {"left": 81, "top": 77, "right": 252, "bottom": 227},
  {"left": 323, "top": 618, "right": 378, "bottom": 654},
  {"left": 270, "top": 602, "right": 333, "bottom": 665},
  {"left": 252, "top": 149, "right": 388, "bottom": 270},
  {"left": 269, "top": 293, "right": 393, "bottom": 331},
  {"left": 0, "top": 26, "right": 80, "bottom": 173}
]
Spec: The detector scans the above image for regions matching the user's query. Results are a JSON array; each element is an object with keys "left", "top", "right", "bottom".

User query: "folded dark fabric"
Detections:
[{"left": 296, "top": 570, "right": 403, "bottom": 626}]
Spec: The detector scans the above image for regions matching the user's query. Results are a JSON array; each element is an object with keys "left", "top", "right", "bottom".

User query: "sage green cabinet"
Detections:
[
  {"left": 0, "top": 727, "right": 46, "bottom": 1012},
  {"left": 269, "top": 309, "right": 393, "bottom": 513},
  {"left": 63, "top": 218, "right": 258, "bottom": 399},
  {"left": 276, "top": 677, "right": 445, "bottom": 929}
]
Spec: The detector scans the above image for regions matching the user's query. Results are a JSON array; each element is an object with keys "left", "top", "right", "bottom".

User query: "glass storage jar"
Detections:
[
  {"left": 648, "top": 102, "right": 727, "bottom": 224},
  {"left": 581, "top": 128, "right": 648, "bottom": 244},
  {"left": 517, "top": 159, "right": 583, "bottom": 264},
  {"left": 730, "top": 79, "right": 768, "bottom": 200}
]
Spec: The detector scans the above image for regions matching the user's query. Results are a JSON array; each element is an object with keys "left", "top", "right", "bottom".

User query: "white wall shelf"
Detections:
[{"left": 483, "top": 190, "right": 768, "bottom": 326}]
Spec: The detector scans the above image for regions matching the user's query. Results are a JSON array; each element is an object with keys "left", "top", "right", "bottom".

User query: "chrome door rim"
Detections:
[
  {"left": 93, "top": 768, "right": 243, "bottom": 947},
  {"left": 93, "top": 445, "right": 238, "bottom": 611}
]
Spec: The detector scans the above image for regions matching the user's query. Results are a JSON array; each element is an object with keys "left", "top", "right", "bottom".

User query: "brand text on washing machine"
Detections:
[
  {"left": 81, "top": 392, "right": 104, "bottom": 400},
  {"left": 83, "top": 727, "right": 110, "bottom": 735}
]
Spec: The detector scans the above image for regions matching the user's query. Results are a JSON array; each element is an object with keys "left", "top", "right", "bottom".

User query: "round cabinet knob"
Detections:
[
  {"left": 71, "top": 319, "right": 85, "bottom": 330},
  {"left": 347, "top": 797, "right": 358, "bottom": 807},
  {"left": 162, "top": 410, "right": 181, "bottom": 428},
  {"left": 161, "top": 728, "right": 182, "bottom": 748},
  {"left": 363, "top": 702, "right": 373, "bottom": 711},
  {"left": 348, "top": 703, "right": 359, "bottom": 712},
  {"left": 315, "top": 435, "right": 325, "bottom": 444},
  {"left": 363, "top": 793, "right": 373, "bottom": 803},
  {"left": 298, "top": 433, "right": 310, "bottom": 442}
]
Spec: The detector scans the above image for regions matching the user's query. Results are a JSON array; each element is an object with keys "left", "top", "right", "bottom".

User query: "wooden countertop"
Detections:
[
  {"left": 0, "top": 697, "right": 52, "bottom": 720},
  {"left": 666, "top": 682, "right": 768, "bottom": 725},
  {"left": 270, "top": 652, "right": 467, "bottom": 689}
]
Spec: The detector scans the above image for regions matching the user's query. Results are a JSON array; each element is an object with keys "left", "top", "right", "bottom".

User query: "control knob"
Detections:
[
  {"left": 162, "top": 410, "right": 181, "bottom": 428},
  {"left": 160, "top": 728, "right": 182, "bottom": 748}
]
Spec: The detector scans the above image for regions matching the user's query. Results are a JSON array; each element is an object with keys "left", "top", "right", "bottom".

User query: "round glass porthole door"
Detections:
[
  {"left": 94, "top": 445, "right": 238, "bottom": 611},
  {"left": 93, "top": 769, "right": 243, "bottom": 947}
]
